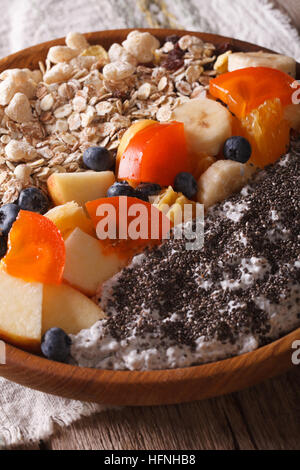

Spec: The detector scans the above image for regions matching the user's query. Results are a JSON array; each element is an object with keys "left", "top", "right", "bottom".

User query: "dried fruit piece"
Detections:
[
  {"left": 162, "top": 46, "right": 185, "bottom": 71},
  {"left": 80, "top": 45, "right": 109, "bottom": 65},
  {"left": 152, "top": 186, "right": 197, "bottom": 225},
  {"left": 2, "top": 210, "right": 65, "bottom": 284}
]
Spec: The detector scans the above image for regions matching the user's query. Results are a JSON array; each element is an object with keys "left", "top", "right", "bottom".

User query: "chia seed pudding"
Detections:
[{"left": 70, "top": 141, "right": 300, "bottom": 371}]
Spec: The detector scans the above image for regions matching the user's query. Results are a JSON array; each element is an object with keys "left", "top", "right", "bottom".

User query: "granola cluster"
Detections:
[{"left": 0, "top": 31, "right": 217, "bottom": 204}]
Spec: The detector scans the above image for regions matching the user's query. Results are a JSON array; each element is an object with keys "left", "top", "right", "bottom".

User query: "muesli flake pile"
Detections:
[{"left": 0, "top": 31, "right": 219, "bottom": 205}]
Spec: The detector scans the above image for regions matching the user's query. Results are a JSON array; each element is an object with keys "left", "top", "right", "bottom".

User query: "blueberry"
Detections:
[
  {"left": 107, "top": 181, "right": 136, "bottom": 198},
  {"left": 223, "top": 136, "right": 252, "bottom": 163},
  {"left": 41, "top": 328, "right": 71, "bottom": 363},
  {"left": 0, "top": 203, "right": 20, "bottom": 236},
  {"left": 0, "top": 236, "right": 7, "bottom": 258},
  {"left": 83, "top": 146, "right": 115, "bottom": 171},
  {"left": 18, "top": 187, "right": 50, "bottom": 214},
  {"left": 135, "top": 183, "right": 162, "bottom": 201},
  {"left": 174, "top": 172, "right": 198, "bottom": 199}
]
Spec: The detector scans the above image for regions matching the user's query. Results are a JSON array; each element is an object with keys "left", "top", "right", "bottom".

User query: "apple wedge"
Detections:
[
  {"left": 63, "top": 228, "right": 126, "bottom": 296},
  {"left": 45, "top": 201, "right": 95, "bottom": 239},
  {"left": 47, "top": 171, "right": 115, "bottom": 206},
  {"left": 0, "top": 270, "right": 42, "bottom": 352},
  {"left": 42, "top": 284, "right": 105, "bottom": 335}
]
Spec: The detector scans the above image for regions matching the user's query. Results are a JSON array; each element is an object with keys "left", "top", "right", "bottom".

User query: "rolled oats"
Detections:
[
  {"left": 137, "top": 83, "right": 152, "bottom": 100},
  {"left": 156, "top": 105, "right": 172, "bottom": 122},
  {"left": 185, "top": 64, "right": 204, "bottom": 83},
  {"left": 96, "top": 101, "right": 113, "bottom": 116},
  {"left": 54, "top": 103, "right": 73, "bottom": 119},
  {"left": 40, "top": 93, "right": 54, "bottom": 111},
  {"left": 14, "top": 163, "right": 32, "bottom": 183},
  {"left": 0, "top": 31, "right": 218, "bottom": 204},
  {"left": 72, "top": 95, "right": 87, "bottom": 113},
  {"left": 68, "top": 112, "right": 81, "bottom": 131}
]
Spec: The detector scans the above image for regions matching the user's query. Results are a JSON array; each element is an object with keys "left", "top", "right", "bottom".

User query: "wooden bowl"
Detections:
[{"left": 0, "top": 29, "right": 299, "bottom": 406}]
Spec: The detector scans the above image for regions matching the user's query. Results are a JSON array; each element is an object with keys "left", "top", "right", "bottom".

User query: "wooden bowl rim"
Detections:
[
  {"left": 5, "top": 328, "right": 300, "bottom": 384},
  {"left": 1, "top": 29, "right": 299, "bottom": 403}
]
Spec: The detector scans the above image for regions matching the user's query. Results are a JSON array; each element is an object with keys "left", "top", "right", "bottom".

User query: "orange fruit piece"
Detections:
[
  {"left": 86, "top": 196, "right": 172, "bottom": 260},
  {"left": 2, "top": 210, "right": 66, "bottom": 284},
  {"left": 118, "top": 121, "right": 189, "bottom": 187},
  {"left": 209, "top": 67, "right": 298, "bottom": 119},
  {"left": 232, "top": 98, "right": 290, "bottom": 168}
]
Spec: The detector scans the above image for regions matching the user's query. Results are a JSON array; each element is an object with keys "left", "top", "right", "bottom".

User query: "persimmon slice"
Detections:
[
  {"left": 209, "top": 67, "right": 298, "bottom": 119},
  {"left": 2, "top": 210, "right": 65, "bottom": 284},
  {"left": 86, "top": 196, "right": 172, "bottom": 260},
  {"left": 117, "top": 121, "right": 189, "bottom": 186}
]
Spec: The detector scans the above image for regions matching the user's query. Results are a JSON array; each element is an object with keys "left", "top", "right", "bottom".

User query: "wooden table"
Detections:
[
  {"left": 14, "top": 0, "right": 300, "bottom": 451},
  {"left": 15, "top": 367, "right": 299, "bottom": 450}
]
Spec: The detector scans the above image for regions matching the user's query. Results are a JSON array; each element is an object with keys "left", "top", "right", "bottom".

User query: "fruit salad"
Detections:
[{"left": 0, "top": 31, "right": 299, "bottom": 368}]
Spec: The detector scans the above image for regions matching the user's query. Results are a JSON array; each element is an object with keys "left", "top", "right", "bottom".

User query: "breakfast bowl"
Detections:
[{"left": 0, "top": 29, "right": 299, "bottom": 406}]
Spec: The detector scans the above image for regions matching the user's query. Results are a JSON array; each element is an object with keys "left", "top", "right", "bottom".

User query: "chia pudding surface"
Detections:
[{"left": 70, "top": 142, "right": 300, "bottom": 371}]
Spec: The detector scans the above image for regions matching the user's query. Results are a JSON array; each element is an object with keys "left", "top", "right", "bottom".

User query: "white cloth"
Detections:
[{"left": 0, "top": 0, "right": 299, "bottom": 449}]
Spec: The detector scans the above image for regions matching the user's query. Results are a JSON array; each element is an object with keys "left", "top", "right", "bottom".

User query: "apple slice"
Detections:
[
  {"left": 0, "top": 270, "right": 42, "bottom": 352},
  {"left": 63, "top": 228, "right": 126, "bottom": 296},
  {"left": 42, "top": 283, "right": 105, "bottom": 335},
  {"left": 47, "top": 171, "right": 115, "bottom": 206},
  {"left": 45, "top": 201, "right": 95, "bottom": 239}
]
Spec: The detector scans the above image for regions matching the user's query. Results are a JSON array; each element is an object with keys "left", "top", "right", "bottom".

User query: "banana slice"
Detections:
[
  {"left": 228, "top": 51, "right": 296, "bottom": 77},
  {"left": 172, "top": 98, "right": 232, "bottom": 156},
  {"left": 284, "top": 104, "right": 300, "bottom": 130},
  {"left": 197, "top": 160, "right": 256, "bottom": 209}
]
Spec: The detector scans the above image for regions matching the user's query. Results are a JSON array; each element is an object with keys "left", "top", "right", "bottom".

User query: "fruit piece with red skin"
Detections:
[
  {"left": 209, "top": 67, "right": 299, "bottom": 119},
  {"left": 117, "top": 121, "right": 189, "bottom": 187},
  {"left": 1, "top": 210, "right": 65, "bottom": 284}
]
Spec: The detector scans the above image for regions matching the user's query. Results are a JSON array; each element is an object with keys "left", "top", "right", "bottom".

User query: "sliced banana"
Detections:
[
  {"left": 197, "top": 160, "right": 256, "bottom": 209},
  {"left": 172, "top": 98, "right": 232, "bottom": 156},
  {"left": 284, "top": 104, "right": 300, "bottom": 130},
  {"left": 228, "top": 51, "right": 296, "bottom": 77}
]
